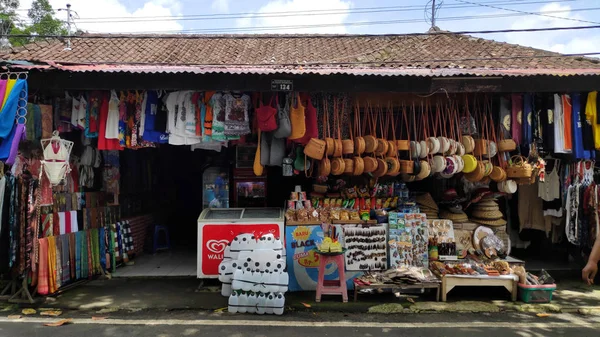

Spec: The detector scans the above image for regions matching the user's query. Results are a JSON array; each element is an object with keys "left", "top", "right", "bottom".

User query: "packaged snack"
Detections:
[
  {"left": 364, "top": 198, "right": 372, "bottom": 210},
  {"left": 342, "top": 199, "right": 349, "bottom": 208},
  {"left": 340, "top": 210, "right": 350, "bottom": 221},
  {"left": 348, "top": 199, "right": 356, "bottom": 209},
  {"left": 383, "top": 198, "right": 391, "bottom": 209},
  {"left": 285, "top": 209, "right": 297, "bottom": 221},
  {"left": 297, "top": 208, "right": 309, "bottom": 222},
  {"left": 304, "top": 200, "right": 312, "bottom": 209},
  {"left": 391, "top": 197, "right": 398, "bottom": 208},
  {"left": 296, "top": 201, "right": 304, "bottom": 209},
  {"left": 290, "top": 192, "right": 299, "bottom": 201},
  {"left": 287, "top": 200, "right": 295, "bottom": 210},
  {"left": 358, "top": 186, "right": 370, "bottom": 198},
  {"left": 330, "top": 209, "right": 341, "bottom": 220},
  {"left": 308, "top": 208, "right": 319, "bottom": 221},
  {"left": 349, "top": 210, "right": 360, "bottom": 220},
  {"left": 324, "top": 198, "right": 331, "bottom": 208},
  {"left": 346, "top": 186, "right": 358, "bottom": 199},
  {"left": 319, "top": 208, "right": 331, "bottom": 222},
  {"left": 335, "top": 199, "right": 343, "bottom": 208},
  {"left": 360, "top": 209, "right": 370, "bottom": 221},
  {"left": 312, "top": 198, "right": 320, "bottom": 208},
  {"left": 299, "top": 191, "right": 307, "bottom": 201},
  {"left": 375, "top": 199, "right": 383, "bottom": 209}
]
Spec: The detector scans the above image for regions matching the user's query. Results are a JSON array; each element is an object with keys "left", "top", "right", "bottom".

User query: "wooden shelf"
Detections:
[{"left": 286, "top": 220, "right": 379, "bottom": 226}]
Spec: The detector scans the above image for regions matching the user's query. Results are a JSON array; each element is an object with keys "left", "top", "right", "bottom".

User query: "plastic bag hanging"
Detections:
[{"left": 41, "top": 131, "right": 74, "bottom": 186}]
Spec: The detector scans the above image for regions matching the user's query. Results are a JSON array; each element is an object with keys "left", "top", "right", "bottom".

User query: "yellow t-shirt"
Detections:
[{"left": 584, "top": 91, "right": 600, "bottom": 150}]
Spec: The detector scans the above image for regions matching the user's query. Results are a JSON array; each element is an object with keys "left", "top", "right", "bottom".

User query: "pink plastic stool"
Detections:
[{"left": 315, "top": 253, "right": 348, "bottom": 303}]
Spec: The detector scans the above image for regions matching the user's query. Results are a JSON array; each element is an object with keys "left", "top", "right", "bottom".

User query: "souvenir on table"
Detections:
[
  {"left": 389, "top": 216, "right": 413, "bottom": 268},
  {"left": 454, "top": 229, "right": 475, "bottom": 258},
  {"left": 342, "top": 225, "right": 387, "bottom": 271},
  {"left": 410, "top": 214, "right": 429, "bottom": 267},
  {"left": 427, "top": 219, "right": 457, "bottom": 260}
]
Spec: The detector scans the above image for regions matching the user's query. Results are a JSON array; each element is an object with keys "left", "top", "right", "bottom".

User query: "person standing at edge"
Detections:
[{"left": 583, "top": 235, "right": 600, "bottom": 285}]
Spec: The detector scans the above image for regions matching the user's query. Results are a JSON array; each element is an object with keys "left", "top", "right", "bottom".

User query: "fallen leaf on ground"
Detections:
[
  {"left": 536, "top": 313, "right": 551, "bottom": 318},
  {"left": 213, "top": 307, "right": 227, "bottom": 313},
  {"left": 301, "top": 302, "right": 312, "bottom": 308},
  {"left": 7, "top": 315, "right": 21, "bottom": 319},
  {"left": 91, "top": 316, "right": 107, "bottom": 321},
  {"left": 21, "top": 309, "right": 36, "bottom": 315},
  {"left": 40, "top": 310, "right": 62, "bottom": 317},
  {"left": 44, "top": 319, "right": 73, "bottom": 327},
  {"left": 407, "top": 298, "right": 416, "bottom": 304}
]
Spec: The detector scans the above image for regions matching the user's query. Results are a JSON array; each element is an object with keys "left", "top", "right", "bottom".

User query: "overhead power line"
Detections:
[
  {"left": 95, "top": 7, "right": 600, "bottom": 34},
  {"left": 3, "top": 24, "right": 600, "bottom": 39},
  {"left": 455, "top": 0, "right": 600, "bottom": 24},
  {"left": 66, "top": 0, "right": 580, "bottom": 24}
]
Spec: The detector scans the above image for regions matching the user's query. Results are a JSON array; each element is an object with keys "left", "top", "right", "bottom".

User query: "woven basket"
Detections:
[
  {"left": 343, "top": 158, "right": 354, "bottom": 175},
  {"left": 304, "top": 138, "right": 326, "bottom": 160},
  {"left": 386, "top": 157, "right": 400, "bottom": 176},
  {"left": 331, "top": 157, "right": 345, "bottom": 175},
  {"left": 415, "top": 160, "right": 431, "bottom": 180},
  {"left": 363, "top": 156, "right": 378, "bottom": 173},
  {"left": 354, "top": 137, "right": 366, "bottom": 155},
  {"left": 507, "top": 155, "right": 533, "bottom": 178},
  {"left": 386, "top": 141, "right": 398, "bottom": 157},
  {"left": 498, "top": 139, "right": 517, "bottom": 152},
  {"left": 318, "top": 157, "right": 331, "bottom": 176},
  {"left": 375, "top": 139, "right": 389, "bottom": 156},
  {"left": 397, "top": 140, "right": 410, "bottom": 151},
  {"left": 333, "top": 139, "right": 343, "bottom": 157},
  {"left": 372, "top": 158, "right": 388, "bottom": 178},
  {"left": 325, "top": 138, "right": 335, "bottom": 156},
  {"left": 313, "top": 184, "right": 328, "bottom": 194},
  {"left": 462, "top": 135, "right": 475, "bottom": 153},
  {"left": 342, "top": 139, "right": 354, "bottom": 155},
  {"left": 352, "top": 157, "right": 365, "bottom": 175},
  {"left": 364, "top": 135, "right": 378, "bottom": 153},
  {"left": 473, "top": 139, "right": 489, "bottom": 156},
  {"left": 465, "top": 162, "right": 485, "bottom": 182},
  {"left": 399, "top": 159, "right": 414, "bottom": 174}
]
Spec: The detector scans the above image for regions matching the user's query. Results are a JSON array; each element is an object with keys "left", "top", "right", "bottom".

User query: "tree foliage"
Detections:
[{"left": 1, "top": 0, "right": 67, "bottom": 47}]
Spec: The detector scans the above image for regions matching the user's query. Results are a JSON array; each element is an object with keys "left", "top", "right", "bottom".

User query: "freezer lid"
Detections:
[
  {"left": 201, "top": 208, "right": 244, "bottom": 220},
  {"left": 241, "top": 207, "right": 282, "bottom": 219},
  {"left": 198, "top": 207, "right": 283, "bottom": 221}
]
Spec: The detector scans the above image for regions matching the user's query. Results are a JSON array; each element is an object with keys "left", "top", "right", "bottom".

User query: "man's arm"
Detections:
[{"left": 583, "top": 236, "right": 600, "bottom": 285}]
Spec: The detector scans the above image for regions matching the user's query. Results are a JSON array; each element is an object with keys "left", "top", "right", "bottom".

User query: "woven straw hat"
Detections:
[
  {"left": 416, "top": 193, "right": 439, "bottom": 211},
  {"left": 470, "top": 217, "right": 507, "bottom": 226}
]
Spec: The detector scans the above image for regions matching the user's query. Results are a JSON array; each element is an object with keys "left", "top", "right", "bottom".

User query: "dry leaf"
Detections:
[
  {"left": 92, "top": 316, "right": 107, "bottom": 321},
  {"left": 536, "top": 313, "right": 551, "bottom": 318},
  {"left": 7, "top": 315, "right": 21, "bottom": 319},
  {"left": 21, "top": 309, "right": 36, "bottom": 315},
  {"left": 407, "top": 298, "right": 416, "bottom": 304},
  {"left": 213, "top": 307, "right": 227, "bottom": 313},
  {"left": 40, "top": 310, "right": 62, "bottom": 317},
  {"left": 44, "top": 319, "right": 73, "bottom": 327},
  {"left": 301, "top": 302, "right": 312, "bottom": 308}
]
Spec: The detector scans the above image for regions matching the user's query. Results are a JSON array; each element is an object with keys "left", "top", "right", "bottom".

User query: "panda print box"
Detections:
[{"left": 197, "top": 207, "right": 284, "bottom": 278}]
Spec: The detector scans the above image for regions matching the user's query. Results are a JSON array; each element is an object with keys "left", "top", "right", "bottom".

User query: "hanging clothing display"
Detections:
[{"left": 571, "top": 93, "right": 585, "bottom": 160}]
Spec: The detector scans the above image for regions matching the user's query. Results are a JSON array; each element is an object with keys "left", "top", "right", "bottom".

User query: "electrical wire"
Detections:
[
  {"left": 455, "top": 0, "right": 600, "bottom": 25},
  {"left": 42, "top": 0, "right": 577, "bottom": 23},
  {"left": 3, "top": 24, "right": 600, "bottom": 39},
  {"left": 92, "top": 7, "right": 600, "bottom": 34}
]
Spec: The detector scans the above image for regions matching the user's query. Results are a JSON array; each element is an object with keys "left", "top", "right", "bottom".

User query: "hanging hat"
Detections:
[{"left": 416, "top": 193, "right": 439, "bottom": 211}]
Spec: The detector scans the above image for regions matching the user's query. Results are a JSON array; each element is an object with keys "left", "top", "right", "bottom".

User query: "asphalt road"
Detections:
[{"left": 0, "top": 311, "right": 598, "bottom": 337}]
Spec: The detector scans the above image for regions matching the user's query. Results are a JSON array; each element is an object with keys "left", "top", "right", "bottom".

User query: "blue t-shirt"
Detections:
[
  {"left": 215, "top": 176, "right": 227, "bottom": 199},
  {"left": 571, "top": 93, "right": 586, "bottom": 160}
]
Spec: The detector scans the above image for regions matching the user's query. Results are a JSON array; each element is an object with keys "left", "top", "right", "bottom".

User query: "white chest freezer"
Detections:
[{"left": 197, "top": 207, "right": 284, "bottom": 278}]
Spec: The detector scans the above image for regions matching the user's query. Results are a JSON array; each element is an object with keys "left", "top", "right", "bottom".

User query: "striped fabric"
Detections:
[{"left": 120, "top": 221, "right": 135, "bottom": 254}]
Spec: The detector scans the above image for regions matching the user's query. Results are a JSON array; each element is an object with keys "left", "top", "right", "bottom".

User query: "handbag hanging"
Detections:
[
  {"left": 296, "top": 94, "right": 318, "bottom": 145},
  {"left": 289, "top": 93, "right": 306, "bottom": 141},
  {"left": 273, "top": 94, "right": 292, "bottom": 139},
  {"left": 253, "top": 131, "right": 264, "bottom": 176},
  {"left": 256, "top": 94, "right": 278, "bottom": 132}
]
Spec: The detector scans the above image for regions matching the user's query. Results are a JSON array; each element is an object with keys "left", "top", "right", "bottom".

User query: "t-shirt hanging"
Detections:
[
  {"left": 562, "top": 94, "right": 573, "bottom": 152},
  {"left": 571, "top": 93, "right": 585, "bottom": 160},
  {"left": 541, "top": 94, "right": 554, "bottom": 153},
  {"left": 580, "top": 93, "right": 594, "bottom": 158},
  {"left": 105, "top": 90, "right": 120, "bottom": 140},
  {"left": 511, "top": 94, "right": 523, "bottom": 144},
  {"left": 586, "top": 91, "right": 600, "bottom": 150},
  {"left": 164, "top": 91, "right": 201, "bottom": 145},
  {"left": 553, "top": 94, "right": 568, "bottom": 153},
  {"left": 223, "top": 93, "right": 251, "bottom": 136}
]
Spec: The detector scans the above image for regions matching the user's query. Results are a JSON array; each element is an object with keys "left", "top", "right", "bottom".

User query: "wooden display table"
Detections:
[
  {"left": 441, "top": 274, "right": 518, "bottom": 302},
  {"left": 354, "top": 282, "right": 441, "bottom": 302}
]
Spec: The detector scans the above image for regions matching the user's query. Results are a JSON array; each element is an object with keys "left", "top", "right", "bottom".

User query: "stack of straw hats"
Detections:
[
  {"left": 469, "top": 199, "right": 507, "bottom": 227},
  {"left": 439, "top": 206, "right": 469, "bottom": 223},
  {"left": 416, "top": 193, "right": 439, "bottom": 219}
]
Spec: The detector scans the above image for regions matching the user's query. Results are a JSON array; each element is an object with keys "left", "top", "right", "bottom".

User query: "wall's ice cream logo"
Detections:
[{"left": 206, "top": 239, "right": 228, "bottom": 254}]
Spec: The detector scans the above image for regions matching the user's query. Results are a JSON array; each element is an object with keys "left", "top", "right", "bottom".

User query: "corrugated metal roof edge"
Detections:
[{"left": 7, "top": 63, "right": 600, "bottom": 77}]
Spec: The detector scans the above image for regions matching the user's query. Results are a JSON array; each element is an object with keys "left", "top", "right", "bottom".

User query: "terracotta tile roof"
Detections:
[{"left": 3, "top": 33, "right": 600, "bottom": 73}]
